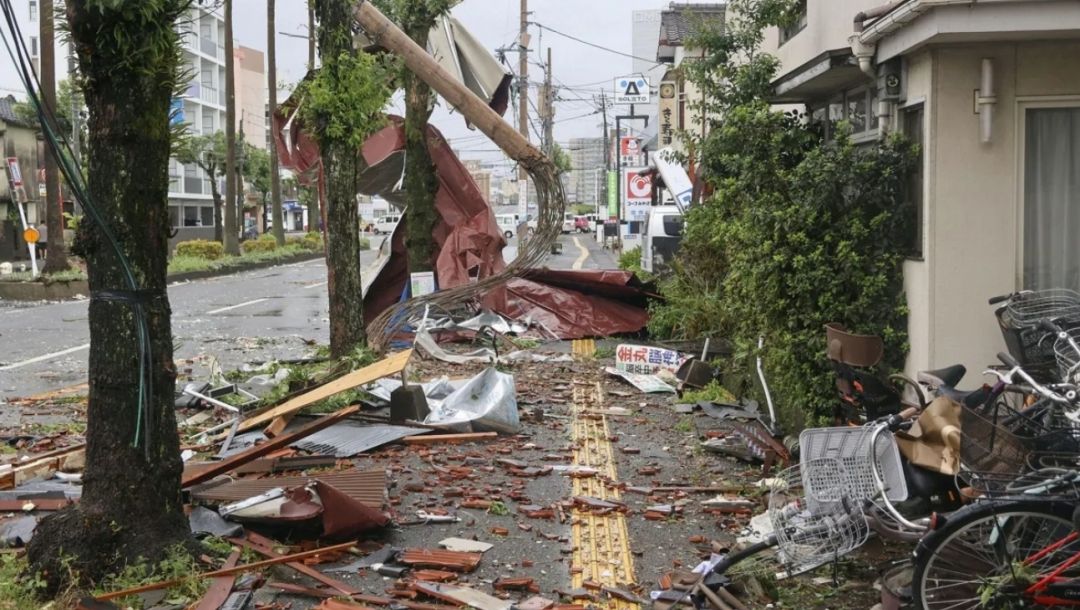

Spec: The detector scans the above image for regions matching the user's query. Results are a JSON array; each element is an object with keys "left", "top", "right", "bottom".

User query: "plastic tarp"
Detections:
[{"left": 423, "top": 368, "right": 520, "bottom": 434}]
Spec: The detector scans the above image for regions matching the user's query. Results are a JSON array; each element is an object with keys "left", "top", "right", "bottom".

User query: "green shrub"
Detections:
[
  {"left": 618, "top": 246, "right": 643, "bottom": 273},
  {"left": 258, "top": 233, "right": 276, "bottom": 242},
  {"left": 175, "top": 239, "right": 224, "bottom": 260},
  {"left": 242, "top": 237, "right": 277, "bottom": 254}
]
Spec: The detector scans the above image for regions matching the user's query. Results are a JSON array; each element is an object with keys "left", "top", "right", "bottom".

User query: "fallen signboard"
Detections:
[
  {"left": 614, "top": 344, "right": 685, "bottom": 376},
  {"left": 604, "top": 367, "right": 676, "bottom": 394}
]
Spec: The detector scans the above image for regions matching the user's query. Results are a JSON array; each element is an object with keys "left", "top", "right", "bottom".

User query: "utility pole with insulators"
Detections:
[
  {"left": 541, "top": 47, "right": 554, "bottom": 156},
  {"left": 517, "top": 0, "right": 529, "bottom": 222}
]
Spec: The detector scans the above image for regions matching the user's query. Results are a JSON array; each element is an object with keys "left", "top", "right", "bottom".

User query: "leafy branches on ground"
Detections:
[{"left": 651, "top": 0, "right": 915, "bottom": 427}]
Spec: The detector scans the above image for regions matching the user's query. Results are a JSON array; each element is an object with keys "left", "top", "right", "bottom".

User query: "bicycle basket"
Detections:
[
  {"left": 768, "top": 457, "right": 869, "bottom": 576},
  {"left": 1055, "top": 323, "right": 1080, "bottom": 384},
  {"left": 799, "top": 425, "right": 908, "bottom": 503},
  {"left": 960, "top": 401, "right": 1080, "bottom": 476},
  {"left": 998, "top": 289, "right": 1080, "bottom": 379}
]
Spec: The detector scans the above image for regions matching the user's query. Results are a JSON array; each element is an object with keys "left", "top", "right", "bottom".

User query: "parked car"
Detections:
[
  {"left": 374, "top": 214, "right": 401, "bottom": 235},
  {"left": 641, "top": 205, "right": 683, "bottom": 274},
  {"left": 574, "top": 215, "right": 591, "bottom": 233}
]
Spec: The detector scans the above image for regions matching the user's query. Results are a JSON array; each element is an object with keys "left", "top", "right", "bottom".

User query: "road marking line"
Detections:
[
  {"left": 570, "top": 381, "right": 638, "bottom": 610},
  {"left": 572, "top": 338, "right": 596, "bottom": 357},
  {"left": 302, "top": 281, "right": 328, "bottom": 290},
  {"left": 206, "top": 298, "right": 268, "bottom": 315},
  {"left": 572, "top": 236, "right": 590, "bottom": 270},
  {"left": 0, "top": 343, "right": 90, "bottom": 371}
]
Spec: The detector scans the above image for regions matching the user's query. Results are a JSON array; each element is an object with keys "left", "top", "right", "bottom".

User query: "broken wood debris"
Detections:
[
  {"left": 399, "top": 548, "right": 484, "bottom": 572},
  {"left": 401, "top": 432, "right": 498, "bottom": 445}
]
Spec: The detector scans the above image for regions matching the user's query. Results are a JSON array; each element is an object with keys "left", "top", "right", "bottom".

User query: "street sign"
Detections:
[
  {"left": 623, "top": 168, "right": 651, "bottom": 222},
  {"left": 5, "top": 157, "right": 22, "bottom": 187},
  {"left": 614, "top": 75, "right": 650, "bottom": 104},
  {"left": 619, "top": 136, "right": 645, "bottom": 167},
  {"left": 23, "top": 227, "right": 40, "bottom": 244}
]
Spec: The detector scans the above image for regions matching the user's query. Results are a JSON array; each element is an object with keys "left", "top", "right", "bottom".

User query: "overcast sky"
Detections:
[{"left": 233, "top": 0, "right": 672, "bottom": 173}]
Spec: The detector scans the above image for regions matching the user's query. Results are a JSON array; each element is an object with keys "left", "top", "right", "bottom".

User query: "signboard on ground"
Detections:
[
  {"left": 622, "top": 168, "right": 651, "bottom": 222},
  {"left": 614, "top": 75, "right": 650, "bottom": 104},
  {"left": 615, "top": 343, "right": 686, "bottom": 375}
]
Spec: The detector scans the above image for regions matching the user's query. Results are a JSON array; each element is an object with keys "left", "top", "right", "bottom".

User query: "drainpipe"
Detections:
[
  {"left": 850, "top": 2, "right": 902, "bottom": 79},
  {"left": 977, "top": 58, "right": 995, "bottom": 144}
]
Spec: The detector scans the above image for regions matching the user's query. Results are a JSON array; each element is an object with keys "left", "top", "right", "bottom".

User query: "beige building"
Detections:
[
  {"left": 0, "top": 95, "right": 41, "bottom": 261},
  {"left": 463, "top": 159, "right": 492, "bottom": 204},
  {"left": 759, "top": 0, "right": 1080, "bottom": 378},
  {"left": 656, "top": 3, "right": 726, "bottom": 152},
  {"left": 234, "top": 45, "right": 266, "bottom": 150}
]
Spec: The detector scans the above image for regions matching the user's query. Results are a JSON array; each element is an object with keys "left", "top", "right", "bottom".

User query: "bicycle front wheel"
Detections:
[{"left": 913, "top": 499, "right": 1080, "bottom": 609}]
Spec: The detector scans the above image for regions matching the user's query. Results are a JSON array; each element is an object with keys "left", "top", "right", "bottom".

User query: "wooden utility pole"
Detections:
[
  {"left": 517, "top": 0, "right": 529, "bottom": 220},
  {"left": 223, "top": 0, "right": 239, "bottom": 254},
  {"left": 40, "top": 0, "right": 67, "bottom": 273},
  {"left": 268, "top": 0, "right": 285, "bottom": 246},
  {"left": 541, "top": 47, "right": 554, "bottom": 156},
  {"left": 307, "top": 2, "right": 316, "bottom": 71}
]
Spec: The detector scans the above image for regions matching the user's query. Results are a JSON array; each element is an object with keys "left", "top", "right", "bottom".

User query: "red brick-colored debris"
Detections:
[
  {"left": 412, "top": 570, "right": 459, "bottom": 583},
  {"left": 459, "top": 498, "right": 491, "bottom": 509},
  {"left": 491, "top": 526, "right": 509, "bottom": 536},
  {"left": 518, "top": 596, "right": 555, "bottom": 610},
  {"left": 493, "top": 577, "right": 540, "bottom": 593},
  {"left": 400, "top": 549, "right": 484, "bottom": 572}
]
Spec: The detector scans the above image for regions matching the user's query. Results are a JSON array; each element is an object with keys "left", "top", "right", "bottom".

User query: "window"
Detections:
[
  {"left": 29, "top": 36, "right": 38, "bottom": 57},
  {"left": 1023, "top": 107, "right": 1080, "bottom": 290},
  {"left": 779, "top": 0, "right": 807, "bottom": 45},
  {"left": 183, "top": 205, "right": 201, "bottom": 227},
  {"left": 29, "top": 1, "right": 37, "bottom": 21},
  {"left": 902, "top": 104, "right": 924, "bottom": 259},
  {"left": 811, "top": 88, "right": 880, "bottom": 141},
  {"left": 200, "top": 206, "right": 214, "bottom": 227}
]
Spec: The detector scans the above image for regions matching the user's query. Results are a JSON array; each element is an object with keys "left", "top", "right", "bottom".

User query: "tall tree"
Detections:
[
  {"left": 243, "top": 143, "right": 272, "bottom": 228},
  {"left": 26, "top": 0, "right": 191, "bottom": 591},
  {"left": 304, "top": 0, "right": 392, "bottom": 357},
  {"left": 175, "top": 132, "right": 227, "bottom": 242},
  {"left": 40, "top": 0, "right": 69, "bottom": 273},
  {"left": 267, "top": 0, "right": 285, "bottom": 245},
  {"left": 374, "top": 0, "right": 455, "bottom": 273},
  {"left": 223, "top": 0, "right": 239, "bottom": 254}
]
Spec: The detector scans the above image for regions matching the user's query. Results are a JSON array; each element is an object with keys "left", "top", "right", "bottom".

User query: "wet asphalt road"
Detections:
[{"left": 0, "top": 234, "right": 618, "bottom": 401}]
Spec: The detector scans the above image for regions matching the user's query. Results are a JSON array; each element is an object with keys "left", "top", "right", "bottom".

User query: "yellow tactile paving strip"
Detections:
[
  {"left": 571, "top": 338, "right": 597, "bottom": 358},
  {"left": 569, "top": 380, "right": 639, "bottom": 610}
]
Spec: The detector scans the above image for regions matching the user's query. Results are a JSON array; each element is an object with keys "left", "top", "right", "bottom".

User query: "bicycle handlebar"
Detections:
[{"left": 988, "top": 293, "right": 1013, "bottom": 305}]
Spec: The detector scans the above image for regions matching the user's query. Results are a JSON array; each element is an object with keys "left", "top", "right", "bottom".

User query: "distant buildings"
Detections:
[
  {"left": 567, "top": 137, "right": 606, "bottom": 208},
  {"left": 463, "top": 159, "right": 493, "bottom": 204}
]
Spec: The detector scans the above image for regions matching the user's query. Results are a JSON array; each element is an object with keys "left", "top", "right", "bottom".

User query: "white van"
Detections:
[
  {"left": 561, "top": 212, "right": 576, "bottom": 234},
  {"left": 374, "top": 214, "right": 401, "bottom": 235},
  {"left": 641, "top": 205, "right": 684, "bottom": 274},
  {"left": 495, "top": 213, "right": 518, "bottom": 239}
]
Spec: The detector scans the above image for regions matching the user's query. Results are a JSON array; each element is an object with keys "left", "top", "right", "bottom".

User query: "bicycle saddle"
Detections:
[
  {"left": 936, "top": 384, "right": 989, "bottom": 409},
  {"left": 917, "top": 364, "right": 967, "bottom": 389}
]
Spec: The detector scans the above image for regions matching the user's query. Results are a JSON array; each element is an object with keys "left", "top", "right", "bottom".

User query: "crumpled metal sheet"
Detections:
[
  {"left": 189, "top": 468, "right": 386, "bottom": 507},
  {"left": 291, "top": 422, "right": 429, "bottom": 458}
]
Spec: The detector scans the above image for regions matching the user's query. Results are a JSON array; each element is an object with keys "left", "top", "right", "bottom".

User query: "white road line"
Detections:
[
  {"left": 206, "top": 298, "right": 268, "bottom": 315},
  {"left": 572, "top": 237, "right": 590, "bottom": 270},
  {"left": 0, "top": 343, "right": 90, "bottom": 371},
  {"left": 302, "top": 281, "right": 328, "bottom": 289}
]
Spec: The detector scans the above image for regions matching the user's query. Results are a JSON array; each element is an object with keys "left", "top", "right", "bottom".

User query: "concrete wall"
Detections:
[
  {"left": 907, "top": 40, "right": 1080, "bottom": 377},
  {"left": 761, "top": 0, "right": 881, "bottom": 71}
]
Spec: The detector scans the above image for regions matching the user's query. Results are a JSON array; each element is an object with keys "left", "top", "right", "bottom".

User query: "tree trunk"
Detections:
[
  {"left": 40, "top": 0, "right": 68, "bottom": 273},
  {"left": 268, "top": 0, "right": 285, "bottom": 246},
  {"left": 223, "top": 0, "right": 239, "bottom": 255},
  {"left": 210, "top": 168, "right": 223, "bottom": 242},
  {"left": 316, "top": 0, "right": 365, "bottom": 358},
  {"left": 402, "top": 24, "right": 438, "bottom": 274},
  {"left": 27, "top": 1, "right": 189, "bottom": 592}
]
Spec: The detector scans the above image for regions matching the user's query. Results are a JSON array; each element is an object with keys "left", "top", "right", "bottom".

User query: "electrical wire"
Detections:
[
  {"left": 0, "top": 0, "right": 155, "bottom": 454},
  {"left": 528, "top": 21, "right": 667, "bottom": 71}
]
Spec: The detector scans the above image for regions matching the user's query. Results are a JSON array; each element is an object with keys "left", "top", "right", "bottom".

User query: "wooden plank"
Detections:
[
  {"left": 0, "top": 498, "right": 72, "bottom": 511},
  {"left": 194, "top": 549, "right": 241, "bottom": 610},
  {"left": 95, "top": 541, "right": 357, "bottom": 601},
  {"left": 235, "top": 349, "right": 412, "bottom": 434},
  {"left": 230, "top": 535, "right": 361, "bottom": 596},
  {"left": 182, "top": 406, "right": 359, "bottom": 488},
  {"left": 401, "top": 432, "right": 498, "bottom": 445},
  {"left": 0, "top": 445, "right": 86, "bottom": 490}
]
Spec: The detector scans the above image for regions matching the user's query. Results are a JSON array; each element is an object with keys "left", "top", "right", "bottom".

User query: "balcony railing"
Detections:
[
  {"left": 199, "top": 37, "right": 224, "bottom": 61},
  {"left": 200, "top": 85, "right": 219, "bottom": 105}
]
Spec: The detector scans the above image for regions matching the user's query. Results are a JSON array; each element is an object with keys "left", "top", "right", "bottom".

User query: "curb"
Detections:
[{"left": 0, "top": 252, "right": 325, "bottom": 302}]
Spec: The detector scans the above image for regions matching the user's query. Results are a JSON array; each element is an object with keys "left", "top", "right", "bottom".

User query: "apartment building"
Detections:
[{"left": 758, "top": 0, "right": 1080, "bottom": 377}]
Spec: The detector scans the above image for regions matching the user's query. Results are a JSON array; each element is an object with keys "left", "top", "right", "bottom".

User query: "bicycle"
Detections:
[{"left": 912, "top": 352, "right": 1080, "bottom": 609}]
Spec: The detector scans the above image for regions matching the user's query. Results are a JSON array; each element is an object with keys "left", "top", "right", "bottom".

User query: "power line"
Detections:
[{"left": 528, "top": 21, "right": 666, "bottom": 70}]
